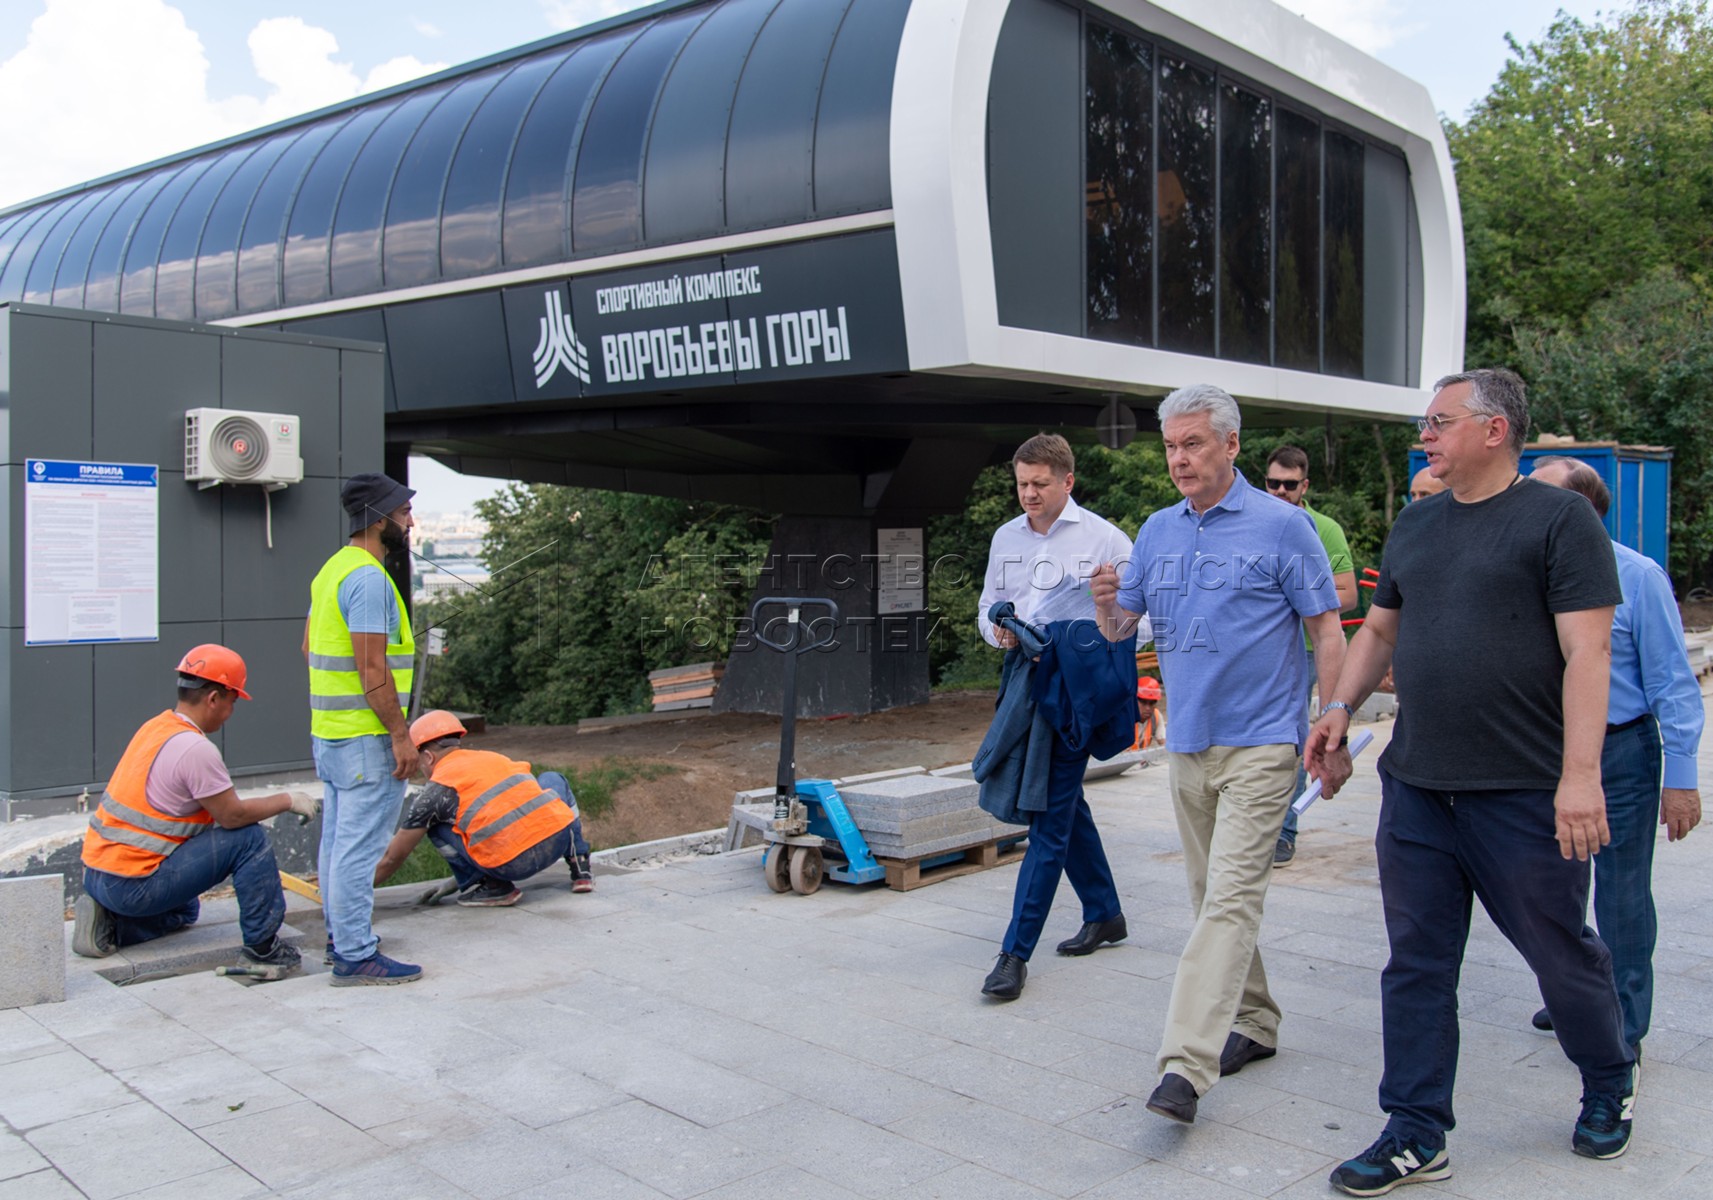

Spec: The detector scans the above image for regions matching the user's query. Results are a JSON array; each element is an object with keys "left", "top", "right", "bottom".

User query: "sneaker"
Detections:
[
  {"left": 239, "top": 937, "right": 303, "bottom": 980},
  {"left": 1330, "top": 1131, "right": 1451, "bottom": 1196},
  {"left": 570, "top": 854, "right": 595, "bottom": 894},
  {"left": 1572, "top": 1074, "right": 1636, "bottom": 1160},
  {"left": 72, "top": 894, "right": 118, "bottom": 958},
  {"left": 1273, "top": 838, "right": 1296, "bottom": 867},
  {"left": 325, "top": 934, "right": 381, "bottom": 965},
  {"left": 456, "top": 879, "right": 522, "bottom": 907},
  {"left": 329, "top": 951, "right": 422, "bottom": 987}
]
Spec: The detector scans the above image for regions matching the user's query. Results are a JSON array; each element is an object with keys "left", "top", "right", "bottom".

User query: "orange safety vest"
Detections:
[
  {"left": 1132, "top": 711, "right": 1164, "bottom": 752},
  {"left": 82, "top": 711, "right": 215, "bottom": 877},
  {"left": 431, "top": 748, "right": 575, "bottom": 870}
]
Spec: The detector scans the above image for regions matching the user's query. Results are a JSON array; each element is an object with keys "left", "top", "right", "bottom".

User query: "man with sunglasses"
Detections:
[{"left": 1262, "top": 446, "right": 1358, "bottom": 866}]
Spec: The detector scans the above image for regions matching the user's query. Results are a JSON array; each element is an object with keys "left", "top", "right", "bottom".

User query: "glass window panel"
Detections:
[
  {"left": 642, "top": 0, "right": 778, "bottom": 244},
  {"left": 1085, "top": 23, "right": 1152, "bottom": 346},
  {"left": 237, "top": 116, "right": 351, "bottom": 312},
  {"left": 571, "top": 10, "right": 705, "bottom": 254},
  {"left": 85, "top": 170, "right": 179, "bottom": 313},
  {"left": 1323, "top": 129, "right": 1364, "bottom": 377},
  {"left": 384, "top": 69, "right": 508, "bottom": 288},
  {"left": 1156, "top": 55, "right": 1215, "bottom": 356},
  {"left": 811, "top": 0, "right": 909, "bottom": 215},
  {"left": 153, "top": 146, "right": 257, "bottom": 321},
  {"left": 120, "top": 160, "right": 216, "bottom": 314},
  {"left": 504, "top": 30, "right": 637, "bottom": 266},
  {"left": 281, "top": 102, "right": 399, "bottom": 307},
  {"left": 441, "top": 54, "right": 563, "bottom": 278},
  {"left": 1218, "top": 83, "right": 1270, "bottom": 365},
  {"left": 195, "top": 131, "right": 306, "bottom": 320},
  {"left": 21, "top": 190, "right": 105, "bottom": 304},
  {"left": 330, "top": 90, "right": 447, "bottom": 298},
  {"left": 0, "top": 196, "right": 87, "bottom": 303},
  {"left": 53, "top": 180, "right": 143, "bottom": 306},
  {"left": 1274, "top": 107, "right": 1320, "bottom": 371}
]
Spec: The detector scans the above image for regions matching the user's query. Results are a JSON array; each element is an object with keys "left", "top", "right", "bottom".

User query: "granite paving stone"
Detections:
[
  {"left": 195, "top": 1099, "right": 383, "bottom": 1191},
  {"left": 721, "top": 1102, "right": 960, "bottom": 1198},
  {"left": 27, "top": 1100, "right": 228, "bottom": 1199},
  {"left": 887, "top": 1096, "right": 1142, "bottom": 1198},
  {"left": 545, "top": 1099, "right": 775, "bottom": 1199},
  {"left": 0, "top": 1169, "right": 82, "bottom": 1199},
  {"left": 115, "top": 1164, "right": 271, "bottom": 1200},
  {"left": 113, "top": 1047, "right": 301, "bottom": 1128},
  {"left": 0, "top": 1128, "right": 47, "bottom": 1182},
  {"left": 0, "top": 1048, "right": 134, "bottom": 1129}
]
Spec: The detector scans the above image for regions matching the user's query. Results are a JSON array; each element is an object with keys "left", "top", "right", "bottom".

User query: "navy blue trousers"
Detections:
[
  {"left": 1591, "top": 718, "right": 1663, "bottom": 1053},
  {"left": 427, "top": 771, "right": 589, "bottom": 890},
  {"left": 1375, "top": 767, "right": 1633, "bottom": 1146},
  {"left": 83, "top": 823, "right": 285, "bottom": 950},
  {"left": 1001, "top": 735, "right": 1121, "bottom": 961}
]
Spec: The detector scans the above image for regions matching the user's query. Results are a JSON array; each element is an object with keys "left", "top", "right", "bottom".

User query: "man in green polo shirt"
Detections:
[{"left": 1262, "top": 446, "right": 1357, "bottom": 866}]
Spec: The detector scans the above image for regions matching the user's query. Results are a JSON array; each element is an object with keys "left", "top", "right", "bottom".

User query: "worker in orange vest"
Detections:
[
  {"left": 1133, "top": 676, "right": 1166, "bottom": 751},
  {"left": 73, "top": 645, "right": 321, "bottom": 977},
  {"left": 373, "top": 710, "right": 594, "bottom": 905}
]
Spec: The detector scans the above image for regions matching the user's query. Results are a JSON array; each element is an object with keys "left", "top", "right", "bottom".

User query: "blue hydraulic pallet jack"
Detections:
[{"left": 750, "top": 596, "right": 887, "bottom": 895}]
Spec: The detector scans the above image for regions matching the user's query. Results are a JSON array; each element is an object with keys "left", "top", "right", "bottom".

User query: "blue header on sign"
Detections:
[{"left": 26, "top": 460, "right": 158, "bottom": 487}]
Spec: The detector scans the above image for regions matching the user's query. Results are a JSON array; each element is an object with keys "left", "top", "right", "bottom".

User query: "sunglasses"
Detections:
[{"left": 1264, "top": 478, "right": 1304, "bottom": 492}]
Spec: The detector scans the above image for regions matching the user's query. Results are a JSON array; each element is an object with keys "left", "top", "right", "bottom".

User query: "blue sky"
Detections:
[{"left": 0, "top": 0, "right": 1619, "bottom": 510}]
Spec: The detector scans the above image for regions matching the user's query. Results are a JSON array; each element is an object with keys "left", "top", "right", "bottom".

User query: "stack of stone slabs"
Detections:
[{"left": 837, "top": 775, "right": 1025, "bottom": 861}]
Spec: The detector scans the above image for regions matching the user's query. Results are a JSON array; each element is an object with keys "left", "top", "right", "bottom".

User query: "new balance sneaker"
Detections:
[
  {"left": 456, "top": 879, "right": 522, "bottom": 907},
  {"left": 238, "top": 937, "right": 303, "bottom": 980},
  {"left": 1330, "top": 1131, "right": 1451, "bottom": 1196},
  {"left": 330, "top": 951, "right": 422, "bottom": 987},
  {"left": 1572, "top": 1074, "right": 1636, "bottom": 1160},
  {"left": 71, "top": 894, "right": 118, "bottom": 958}
]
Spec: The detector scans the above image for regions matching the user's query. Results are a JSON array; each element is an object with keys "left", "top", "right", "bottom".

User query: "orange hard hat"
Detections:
[
  {"left": 176, "top": 644, "right": 251, "bottom": 700},
  {"left": 1137, "top": 677, "right": 1162, "bottom": 700},
  {"left": 409, "top": 710, "right": 468, "bottom": 748}
]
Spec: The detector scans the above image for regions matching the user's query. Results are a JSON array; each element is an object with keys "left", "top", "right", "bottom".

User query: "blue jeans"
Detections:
[
  {"left": 1001, "top": 735, "right": 1121, "bottom": 960},
  {"left": 314, "top": 734, "right": 405, "bottom": 961},
  {"left": 1279, "top": 686, "right": 1313, "bottom": 844},
  {"left": 426, "top": 771, "right": 587, "bottom": 889},
  {"left": 1591, "top": 718, "right": 1663, "bottom": 1053},
  {"left": 83, "top": 823, "right": 286, "bottom": 949},
  {"left": 1375, "top": 767, "right": 1632, "bottom": 1147}
]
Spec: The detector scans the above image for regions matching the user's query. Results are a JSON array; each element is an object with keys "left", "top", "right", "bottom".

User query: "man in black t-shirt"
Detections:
[{"left": 1305, "top": 369, "right": 1636, "bottom": 1194}]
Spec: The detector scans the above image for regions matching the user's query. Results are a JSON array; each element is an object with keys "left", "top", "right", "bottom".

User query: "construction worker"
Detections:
[
  {"left": 73, "top": 645, "right": 319, "bottom": 977},
  {"left": 373, "top": 711, "right": 594, "bottom": 904},
  {"left": 1132, "top": 677, "right": 1166, "bottom": 751},
  {"left": 306, "top": 472, "right": 421, "bottom": 986}
]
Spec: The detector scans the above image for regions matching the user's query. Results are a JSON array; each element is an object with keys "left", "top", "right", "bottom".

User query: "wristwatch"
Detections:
[{"left": 1321, "top": 700, "right": 1354, "bottom": 719}]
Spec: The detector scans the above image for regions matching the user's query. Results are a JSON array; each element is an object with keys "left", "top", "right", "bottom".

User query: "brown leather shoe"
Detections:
[
  {"left": 1218, "top": 1032, "right": 1278, "bottom": 1077},
  {"left": 1146, "top": 1073, "right": 1197, "bottom": 1124}
]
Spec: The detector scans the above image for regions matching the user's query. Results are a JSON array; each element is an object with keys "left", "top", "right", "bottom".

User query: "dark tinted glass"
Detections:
[
  {"left": 572, "top": 10, "right": 705, "bottom": 253},
  {"left": 385, "top": 70, "right": 508, "bottom": 287},
  {"left": 120, "top": 160, "right": 216, "bottom": 314},
  {"left": 812, "top": 0, "right": 908, "bottom": 215},
  {"left": 53, "top": 180, "right": 142, "bottom": 306},
  {"left": 237, "top": 117, "right": 351, "bottom": 312},
  {"left": 1156, "top": 55, "right": 1215, "bottom": 356},
  {"left": 282, "top": 102, "right": 398, "bottom": 306},
  {"left": 0, "top": 211, "right": 44, "bottom": 290},
  {"left": 330, "top": 90, "right": 446, "bottom": 298},
  {"left": 1323, "top": 129, "right": 1364, "bottom": 377},
  {"left": 84, "top": 170, "right": 177, "bottom": 312},
  {"left": 1218, "top": 83, "right": 1270, "bottom": 364},
  {"left": 1085, "top": 23, "right": 1152, "bottom": 345},
  {"left": 724, "top": 0, "right": 852, "bottom": 228},
  {"left": 1275, "top": 107, "right": 1320, "bottom": 371},
  {"left": 442, "top": 55, "right": 562, "bottom": 277},
  {"left": 154, "top": 146, "right": 257, "bottom": 320},
  {"left": 0, "top": 197, "right": 87, "bottom": 302},
  {"left": 642, "top": 0, "right": 777, "bottom": 243},
  {"left": 195, "top": 132, "right": 305, "bottom": 320},
  {"left": 21, "top": 190, "right": 105, "bottom": 304}
]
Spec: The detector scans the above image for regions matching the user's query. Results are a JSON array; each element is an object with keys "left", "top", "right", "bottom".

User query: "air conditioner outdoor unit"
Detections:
[{"left": 184, "top": 407, "right": 303, "bottom": 491}]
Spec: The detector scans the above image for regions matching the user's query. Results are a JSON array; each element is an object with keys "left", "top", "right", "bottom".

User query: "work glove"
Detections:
[{"left": 286, "top": 791, "right": 321, "bottom": 820}]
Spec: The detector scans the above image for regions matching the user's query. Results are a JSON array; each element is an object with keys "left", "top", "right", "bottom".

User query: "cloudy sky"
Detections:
[{"left": 0, "top": 0, "right": 1614, "bottom": 510}]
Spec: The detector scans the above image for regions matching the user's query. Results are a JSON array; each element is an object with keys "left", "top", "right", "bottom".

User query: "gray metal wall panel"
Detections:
[
  {"left": 219, "top": 336, "right": 342, "bottom": 477},
  {"left": 0, "top": 467, "right": 11, "bottom": 628},
  {"left": 5, "top": 635, "right": 93, "bottom": 791},
  {"left": 278, "top": 310, "right": 395, "bottom": 413},
  {"left": 92, "top": 623, "right": 222, "bottom": 779},
  {"left": 91, "top": 322, "right": 219, "bottom": 467},
  {"left": 5, "top": 311, "right": 93, "bottom": 466},
  {"left": 1363, "top": 147, "right": 1408, "bottom": 386},
  {"left": 221, "top": 475, "right": 338, "bottom": 622},
  {"left": 339, "top": 350, "right": 386, "bottom": 478},
  {"left": 987, "top": 0, "right": 1082, "bottom": 336},
  {"left": 157, "top": 470, "right": 224, "bottom": 625},
  {"left": 218, "top": 617, "right": 311, "bottom": 772},
  {"left": 383, "top": 292, "right": 513, "bottom": 412}
]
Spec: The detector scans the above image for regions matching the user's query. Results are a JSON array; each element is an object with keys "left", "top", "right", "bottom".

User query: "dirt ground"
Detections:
[{"left": 477, "top": 690, "right": 999, "bottom": 850}]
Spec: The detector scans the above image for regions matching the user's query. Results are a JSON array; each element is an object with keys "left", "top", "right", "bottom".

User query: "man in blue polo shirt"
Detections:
[{"left": 1092, "top": 384, "right": 1343, "bottom": 1125}]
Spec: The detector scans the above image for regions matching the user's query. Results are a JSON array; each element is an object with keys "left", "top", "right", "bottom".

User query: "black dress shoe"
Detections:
[
  {"left": 1055, "top": 915, "right": 1129, "bottom": 956},
  {"left": 1531, "top": 1007, "right": 1554, "bottom": 1033},
  {"left": 1218, "top": 1032, "right": 1278, "bottom": 1077},
  {"left": 1145, "top": 1072, "right": 1198, "bottom": 1123},
  {"left": 982, "top": 952, "right": 1027, "bottom": 1000}
]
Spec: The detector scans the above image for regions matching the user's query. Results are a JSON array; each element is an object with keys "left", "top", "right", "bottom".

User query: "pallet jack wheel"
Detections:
[
  {"left": 763, "top": 843, "right": 792, "bottom": 893},
  {"left": 789, "top": 846, "right": 824, "bottom": 895}
]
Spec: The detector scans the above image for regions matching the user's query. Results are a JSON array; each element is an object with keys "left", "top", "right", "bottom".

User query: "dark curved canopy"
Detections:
[{"left": 0, "top": 0, "right": 906, "bottom": 324}]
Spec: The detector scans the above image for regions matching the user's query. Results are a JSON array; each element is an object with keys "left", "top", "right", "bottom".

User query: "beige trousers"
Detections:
[{"left": 1157, "top": 742, "right": 1298, "bottom": 1096}]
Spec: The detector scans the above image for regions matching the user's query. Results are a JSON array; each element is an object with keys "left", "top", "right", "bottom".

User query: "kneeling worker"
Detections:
[
  {"left": 74, "top": 645, "right": 320, "bottom": 977},
  {"left": 374, "top": 711, "right": 593, "bottom": 904}
]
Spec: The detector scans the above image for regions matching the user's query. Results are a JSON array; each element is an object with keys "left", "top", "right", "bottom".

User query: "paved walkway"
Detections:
[{"left": 4, "top": 718, "right": 1712, "bottom": 1199}]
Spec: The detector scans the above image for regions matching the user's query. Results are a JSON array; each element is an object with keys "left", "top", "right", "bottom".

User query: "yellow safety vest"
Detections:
[{"left": 307, "top": 545, "right": 414, "bottom": 739}]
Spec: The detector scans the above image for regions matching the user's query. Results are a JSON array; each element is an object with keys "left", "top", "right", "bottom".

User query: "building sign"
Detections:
[
  {"left": 876, "top": 527, "right": 925, "bottom": 614},
  {"left": 24, "top": 460, "right": 158, "bottom": 646}
]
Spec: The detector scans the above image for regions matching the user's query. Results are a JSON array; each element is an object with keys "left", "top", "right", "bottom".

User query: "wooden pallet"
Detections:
[
  {"left": 649, "top": 661, "right": 724, "bottom": 711},
  {"left": 873, "top": 836, "right": 1028, "bottom": 892}
]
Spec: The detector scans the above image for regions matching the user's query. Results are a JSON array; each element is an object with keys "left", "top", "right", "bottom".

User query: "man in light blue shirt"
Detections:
[
  {"left": 1530, "top": 457, "right": 1702, "bottom": 1057},
  {"left": 1093, "top": 384, "right": 1344, "bottom": 1124}
]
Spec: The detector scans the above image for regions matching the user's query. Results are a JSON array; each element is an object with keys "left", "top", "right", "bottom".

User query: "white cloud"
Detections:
[
  {"left": 541, "top": 0, "right": 650, "bottom": 33},
  {"left": 1290, "top": 0, "right": 1424, "bottom": 54},
  {"left": 412, "top": 19, "right": 443, "bottom": 38},
  {"left": 0, "top": 0, "right": 446, "bottom": 210}
]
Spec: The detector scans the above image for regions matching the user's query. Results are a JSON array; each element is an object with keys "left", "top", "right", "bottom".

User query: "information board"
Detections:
[
  {"left": 876, "top": 527, "right": 925, "bottom": 614},
  {"left": 25, "top": 460, "right": 159, "bottom": 645}
]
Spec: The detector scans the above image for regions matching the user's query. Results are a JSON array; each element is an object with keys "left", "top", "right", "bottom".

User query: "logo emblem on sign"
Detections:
[
  {"left": 32, "top": 461, "right": 44, "bottom": 477},
  {"left": 532, "top": 290, "right": 590, "bottom": 388}
]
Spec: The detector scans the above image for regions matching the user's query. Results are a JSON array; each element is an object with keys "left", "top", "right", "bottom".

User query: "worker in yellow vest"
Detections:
[
  {"left": 74, "top": 645, "right": 320, "bottom": 977},
  {"left": 306, "top": 472, "right": 421, "bottom": 986},
  {"left": 374, "top": 711, "right": 594, "bottom": 904}
]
